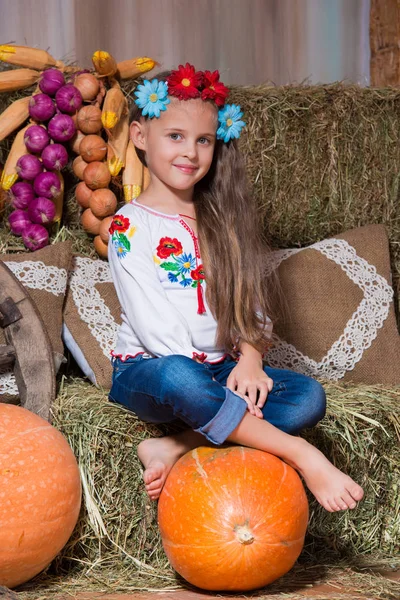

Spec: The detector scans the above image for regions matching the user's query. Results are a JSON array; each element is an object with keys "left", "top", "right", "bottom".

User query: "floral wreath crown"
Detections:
[{"left": 134, "top": 62, "right": 245, "bottom": 143}]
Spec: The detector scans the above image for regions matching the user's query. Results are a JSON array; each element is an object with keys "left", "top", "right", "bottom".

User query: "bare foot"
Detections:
[
  {"left": 291, "top": 440, "right": 364, "bottom": 512},
  {"left": 137, "top": 430, "right": 209, "bottom": 500}
]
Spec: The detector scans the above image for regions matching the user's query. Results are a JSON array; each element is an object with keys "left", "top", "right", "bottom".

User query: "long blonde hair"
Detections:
[{"left": 130, "top": 74, "right": 276, "bottom": 355}]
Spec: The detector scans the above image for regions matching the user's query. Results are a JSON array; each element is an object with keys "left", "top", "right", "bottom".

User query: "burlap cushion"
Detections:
[
  {"left": 62, "top": 256, "right": 121, "bottom": 389},
  {"left": 0, "top": 241, "right": 72, "bottom": 398},
  {"left": 267, "top": 224, "right": 400, "bottom": 385},
  {"left": 62, "top": 225, "right": 400, "bottom": 389}
]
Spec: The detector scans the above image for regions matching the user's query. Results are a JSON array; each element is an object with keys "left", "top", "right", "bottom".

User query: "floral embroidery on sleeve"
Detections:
[
  {"left": 156, "top": 236, "right": 204, "bottom": 288},
  {"left": 109, "top": 214, "right": 136, "bottom": 259}
]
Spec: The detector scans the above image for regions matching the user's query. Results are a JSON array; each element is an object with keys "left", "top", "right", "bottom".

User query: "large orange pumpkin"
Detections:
[
  {"left": 0, "top": 404, "right": 81, "bottom": 589},
  {"left": 158, "top": 446, "right": 308, "bottom": 592}
]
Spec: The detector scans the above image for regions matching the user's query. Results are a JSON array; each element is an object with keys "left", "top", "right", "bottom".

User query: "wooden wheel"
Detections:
[{"left": 0, "top": 261, "right": 55, "bottom": 421}]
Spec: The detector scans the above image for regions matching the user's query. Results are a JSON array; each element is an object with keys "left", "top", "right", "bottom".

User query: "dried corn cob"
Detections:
[
  {"left": 101, "top": 81, "right": 126, "bottom": 130},
  {"left": 0, "top": 125, "right": 29, "bottom": 190},
  {"left": 92, "top": 50, "right": 118, "bottom": 78},
  {"left": 53, "top": 172, "right": 64, "bottom": 223},
  {"left": 123, "top": 140, "right": 143, "bottom": 201},
  {"left": 0, "top": 96, "right": 30, "bottom": 141},
  {"left": 0, "top": 68, "right": 40, "bottom": 92},
  {"left": 0, "top": 165, "right": 6, "bottom": 212},
  {"left": 116, "top": 56, "right": 158, "bottom": 80},
  {"left": 0, "top": 44, "right": 60, "bottom": 70},
  {"left": 143, "top": 166, "right": 151, "bottom": 192},
  {"left": 107, "top": 105, "right": 129, "bottom": 176}
]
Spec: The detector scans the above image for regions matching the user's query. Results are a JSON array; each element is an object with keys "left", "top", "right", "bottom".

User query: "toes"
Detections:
[
  {"left": 334, "top": 495, "right": 349, "bottom": 510},
  {"left": 328, "top": 498, "right": 341, "bottom": 512},
  {"left": 340, "top": 490, "right": 357, "bottom": 509},
  {"left": 351, "top": 485, "right": 364, "bottom": 502}
]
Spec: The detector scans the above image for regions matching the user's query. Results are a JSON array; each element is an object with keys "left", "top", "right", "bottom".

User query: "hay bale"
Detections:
[
  {"left": 48, "top": 378, "right": 399, "bottom": 582},
  {"left": 1, "top": 82, "right": 400, "bottom": 321}
]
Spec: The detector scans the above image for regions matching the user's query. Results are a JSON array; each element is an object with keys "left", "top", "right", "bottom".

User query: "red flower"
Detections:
[
  {"left": 191, "top": 264, "right": 205, "bottom": 281},
  {"left": 201, "top": 70, "right": 229, "bottom": 107},
  {"left": 157, "top": 237, "right": 183, "bottom": 259},
  {"left": 167, "top": 63, "right": 203, "bottom": 100},
  {"left": 109, "top": 214, "right": 130, "bottom": 235}
]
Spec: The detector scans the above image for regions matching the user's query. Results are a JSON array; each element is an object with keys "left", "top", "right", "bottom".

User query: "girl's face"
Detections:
[{"left": 131, "top": 97, "right": 217, "bottom": 193}]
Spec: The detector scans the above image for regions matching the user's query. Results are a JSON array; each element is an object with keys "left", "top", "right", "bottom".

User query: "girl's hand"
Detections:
[{"left": 226, "top": 355, "right": 273, "bottom": 419}]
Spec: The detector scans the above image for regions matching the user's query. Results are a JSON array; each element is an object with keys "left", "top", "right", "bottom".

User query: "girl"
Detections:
[{"left": 108, "top": 63, "right": 364, "bottom": 512}]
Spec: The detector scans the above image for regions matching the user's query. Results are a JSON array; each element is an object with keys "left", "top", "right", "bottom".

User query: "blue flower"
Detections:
[
  {"left": 113, "top": 238, "right": 128, "bottom": 259},
  {"left": 168, "top": 272, "right": 179, "bottom": 283},
  {"left": 216, "top": 104, "right": 245, "bottom": 142},
  {"left": 134, "top": 79, "right": 170, "bottom": 118},
  {"left": 180, "top": 278, "right": 193, "bottom": 287},
  {"left": 176, "top": 253, "right": 196, "bottom": 274}
]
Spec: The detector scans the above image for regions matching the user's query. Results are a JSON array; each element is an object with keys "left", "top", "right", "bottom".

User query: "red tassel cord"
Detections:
[{"left": 197, "top": 281, "right": 206, "bottom": 315}]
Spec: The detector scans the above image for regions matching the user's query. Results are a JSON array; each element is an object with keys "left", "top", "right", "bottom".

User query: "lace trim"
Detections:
[
  {"left": 69, "top": 257, "right": 119, "bottom": 360},
  {"left": 4, "top": 260, "right": 68, "bottom": 295},
  {"left": 266, "top": 238, "right": 394, "bottom": 380},
  {"left": 0, "top": 260, "right": 68, "bottom": 396}
]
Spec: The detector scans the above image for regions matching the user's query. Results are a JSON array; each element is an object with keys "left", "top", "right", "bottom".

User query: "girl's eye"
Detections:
[
  {"left": 169, "top": 133, "right": 182, "bottom": 141},
  {"left": 198, "top": 137, "right": 210, "bottom": 145}
]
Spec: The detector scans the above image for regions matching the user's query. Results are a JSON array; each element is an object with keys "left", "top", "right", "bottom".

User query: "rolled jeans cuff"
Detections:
[{"left": 195, "top": 387, "right": 247, "bottom": 445}]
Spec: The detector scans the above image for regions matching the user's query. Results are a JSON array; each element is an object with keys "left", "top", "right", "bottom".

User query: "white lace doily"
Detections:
[
  {"left": 0, "top": 260, "right": 68, "bottom": 396},
  {"left": 68, "top": 257, "right": 119, "bottom": 359},
  {"left": 266, "top": 238, "right": 394, "bottom": 380}
]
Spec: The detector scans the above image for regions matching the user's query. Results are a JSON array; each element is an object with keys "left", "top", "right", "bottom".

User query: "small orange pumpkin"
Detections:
[
  {"left": 0, "top": 404, "right": 81, "bottom": 589},
  {"left": 158, "top": 446, "right": 308, "bottom": 592}
]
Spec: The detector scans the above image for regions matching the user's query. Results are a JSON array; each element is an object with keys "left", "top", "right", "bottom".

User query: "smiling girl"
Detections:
[{"left": 108, "top": 64, "right": 364, "bottom": 512}]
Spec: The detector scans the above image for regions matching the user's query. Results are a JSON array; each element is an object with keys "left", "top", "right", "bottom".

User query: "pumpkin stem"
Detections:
[{"left": 234, "top": 524, "right": 254, "bottom": 545}]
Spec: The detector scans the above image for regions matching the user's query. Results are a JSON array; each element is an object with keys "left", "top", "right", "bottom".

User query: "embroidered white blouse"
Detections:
[{"left": 109, "top": 199, "right": 228, "bottom": 363}]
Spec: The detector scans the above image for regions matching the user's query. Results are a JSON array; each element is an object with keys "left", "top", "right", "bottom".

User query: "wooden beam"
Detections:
[{"left": 370, "top": 0, "right": 400, "bottom": 86}]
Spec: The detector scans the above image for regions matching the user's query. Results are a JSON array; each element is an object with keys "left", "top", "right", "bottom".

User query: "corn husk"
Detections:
[
  {"left": 116, "top": 56, "right": 157, "bottom": 80},
  {"left": 53, "top": 172, "right": 64, "bottom": 223},
  {"left": 0, "top": 68, "right": 40, "bottom": 92},
  {"left": 0, "top": 96, "right": 30, "bottom": 141},
  {"left": 101, "top": 81, "right": 126, "bottom": 130},
  {"left": 92, "top": 50, "right": 118, "bottom": 78},
  {"left": 107, "top": 103, "right": 129, "bottom": 176},
  {"left": 123, "top": 140, "right": 143, "bottom": 201},
  {"left": 143, "top": 166, "right": 151, "bottom": 191},
  {"left": 0, "top": 124, "right": 29, "bottom": 190},
  {"left": 0, "top": 44, "right": 59, "bottom": 70}
]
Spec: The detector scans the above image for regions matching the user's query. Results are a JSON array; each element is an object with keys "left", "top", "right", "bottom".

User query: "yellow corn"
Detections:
[
  {"left": 0, "top": 96, "right": 30, "bottom": 142},
  {"left": 123, "top": 140, "right": 143, "bottom": 201},
  {"left": 0, "top": 165, "right": 6, "bottom": 212},
  {"left": 116, "top": 56, "right": 158, "bottom": 80},
  {"left": 53, "top": 172, "right": 64, "bottom": 223},
  {"left": 92, "top": 50, "right": 118, "bottom": 78},
  {"left": 143, "top": 166, "right": 151, "bottom": 192},
  {"left": 101, "top": 81, "right": 126, "bottom": 130},
  {"left": 0, "top": 44, "right": 59, "bottom": 70},
  {"left": 0, "top": 68, "right": 40, "bottom": 92},
  {"left": 107, "top": 104, "right": 129, "bottom": 176},
  {"left": 0, "top": 125, "right": 29, "bottom": 190}
]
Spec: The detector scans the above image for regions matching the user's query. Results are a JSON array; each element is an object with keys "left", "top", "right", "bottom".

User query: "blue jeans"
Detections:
[{"left": 109, "top": 355, "right": 326, "bottom": 445}]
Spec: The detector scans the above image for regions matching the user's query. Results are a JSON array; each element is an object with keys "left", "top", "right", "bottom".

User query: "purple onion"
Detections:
[
  {"left": 29, "top": 93, "right": 56, "bottom": 122},
  {"left": 22, "top": 223, "right": 49, "bottom": 251},
  {"left": 24, "top": 125, "right": 50, "bottom": 154},
  {"left": 9, "top": 182, "right": 35, "bottom": 209},
  {"left": 48, "top": 113, "right": 76, "bottom": 142},
  {"left": 55, "top": 84, "right": 83, "bottom": 115},
  {"left": 8, "top": 209, "right": 32, "bottom": 235},
  {"left": 33, "top": 171, "right": 61, "bottom": 199},
  {"left": 39, "top": 68, "right": 65, "bottom": 96},
  {"left": 27, "top": 197, "right": 56, "bottom": 224},
  {"left": 41, "top": 143, "right": 69, "bottom": 171},
  {"left": 16, "top": 154, "right": 43, "bottom": 180}
]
